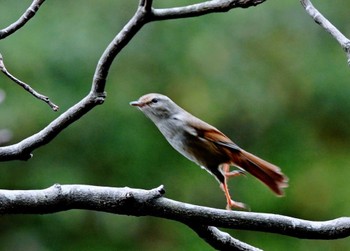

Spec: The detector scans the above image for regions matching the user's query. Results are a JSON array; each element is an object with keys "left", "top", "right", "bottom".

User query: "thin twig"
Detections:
[
  {"left": 0, "top": 0, "right": 46, "bottom": 39},
  {"left": 0, "top": 54, "right": 59, "bottom": 111},
  {"left": 300, "top": 0, "right": 350, "bottom": 66}
]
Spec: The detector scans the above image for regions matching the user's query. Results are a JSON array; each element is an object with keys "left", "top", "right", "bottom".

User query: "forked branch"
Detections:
[{"left": 0, "top": 0, "right": 264, "bottom": 161}]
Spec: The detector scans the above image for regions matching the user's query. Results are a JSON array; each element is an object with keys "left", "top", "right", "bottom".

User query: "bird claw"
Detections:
[{"left": 226, "top": 199, "right": 250, "bottom": 211}]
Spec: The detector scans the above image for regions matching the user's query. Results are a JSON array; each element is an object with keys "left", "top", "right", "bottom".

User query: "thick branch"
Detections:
[
  {"left": 0, "top": 0, "right": 46, "bottom": 39},
  {"left": 300, "top": 0, "right": 350, "bottom": 65},
  {"left": 1, "top": 184, "right": 349, "bottom": 240}
]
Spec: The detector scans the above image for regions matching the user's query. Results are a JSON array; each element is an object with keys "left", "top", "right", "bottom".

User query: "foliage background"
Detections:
[{"left": 1, "top": 0, "right": 350, "bottom": 250}]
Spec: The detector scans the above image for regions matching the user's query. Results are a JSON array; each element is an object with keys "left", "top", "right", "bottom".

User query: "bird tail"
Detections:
[{"left": 229, "top": 150, "right": 288, "bottom": 196}]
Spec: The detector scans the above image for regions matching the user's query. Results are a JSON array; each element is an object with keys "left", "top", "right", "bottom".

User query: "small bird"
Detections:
[{"left": 130, "top": 93, "right": 288, "bottom": 210}]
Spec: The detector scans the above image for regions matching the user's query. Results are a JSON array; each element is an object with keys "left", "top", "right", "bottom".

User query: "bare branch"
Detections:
[
  {"left": 92, "top": 0, "right": 264, "bottom": 93},
  {"left": 0, "top": 54, "right": 59, "bottom": 111},
  {"left": 0, "top": 0, "right": 271, "bottom": 161},
  {"left": 188, "top": 224, "right": 262, "bottom": 251},
  {"left": 300, "top": 0, "right": 350, "bottom": 65},
  {"left": 0, "top": 93, "right": 104, "bottom": 161},
  {"left": 0, "top": 0, "right": 46, "bottom": 39},
  {"left": 1, "top": 184, "right": 349, "bottom": 241},
  {"left": 0, "top": 1, "right": 151, "bottom": 161},
  {"left": 151, "top": 0, "right": 265, "bottom": 21}
]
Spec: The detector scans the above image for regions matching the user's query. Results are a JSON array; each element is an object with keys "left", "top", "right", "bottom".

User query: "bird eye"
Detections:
[{"left": 151, "top": 98, "right": 159, "bottom": 104}]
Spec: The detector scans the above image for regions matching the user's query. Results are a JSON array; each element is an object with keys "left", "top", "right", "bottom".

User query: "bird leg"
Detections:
[
  {"left": 220, "top": 180, "right": 247, "bottom": 210},
  {"left": 219, "top": 164, "right": 248, "bottom": 210}
]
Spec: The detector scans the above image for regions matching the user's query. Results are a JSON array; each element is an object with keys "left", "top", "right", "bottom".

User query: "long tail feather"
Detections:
[{"left": 229, "top": 150, "right": 288, "bottom": 196}]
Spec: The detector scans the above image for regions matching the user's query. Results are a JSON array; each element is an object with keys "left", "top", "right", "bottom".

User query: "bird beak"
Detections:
[{"left": 130, "top": 100, "right": 143, "bottom": 107}]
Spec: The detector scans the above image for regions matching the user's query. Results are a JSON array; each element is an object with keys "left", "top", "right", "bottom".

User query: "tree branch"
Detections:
[
  {"left": 300, "top": 0, "right": 350, "bottom": 66},
  {"left": 3, "top": 0, "right": 346, "bottom": 249},
  {"left": 0, "top": 0, "right": 264, "bottom": 161},
  {"left": 1, "top": 184, "right": 349, "bottom": 241},
  {"left": 0, "top": 93, "right": 105, "bottom": 161},
  {"left": 188, "top": 224, "right": 262, "bottom": 251},
  {"left": 0, "top": 0, "right": 46, "bottom": 39},
  {"left": 0, "top": 2, "right": 151, "bottom": 161},
  {"left": 150, "top": 0, "right": 265, "bottom": 21},
  {"left": 0, "top": 54, "right": 59, "bottom": 111}
]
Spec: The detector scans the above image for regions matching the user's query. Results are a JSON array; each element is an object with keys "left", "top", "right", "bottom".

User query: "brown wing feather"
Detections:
[{"left": 187, "top": 114, "right": 240, "bottom": 150}]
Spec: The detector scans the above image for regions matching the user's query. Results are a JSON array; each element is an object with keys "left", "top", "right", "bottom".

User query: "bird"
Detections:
[{"left": 130, "top": 93, "right": 288, "bottom": 210}]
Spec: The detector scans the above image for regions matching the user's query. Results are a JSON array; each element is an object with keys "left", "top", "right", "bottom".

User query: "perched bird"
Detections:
[{"left": 130, "top": 93, "right": 288, "bottom": 210}]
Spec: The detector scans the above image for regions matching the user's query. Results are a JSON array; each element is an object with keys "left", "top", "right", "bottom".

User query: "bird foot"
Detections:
[{"left": 226, "top": 199, "right": 250, "bottom": 211}]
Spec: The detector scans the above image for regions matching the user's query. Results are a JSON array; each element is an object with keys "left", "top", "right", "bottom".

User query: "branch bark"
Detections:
[
  {"left": 1, "top": 184, "right": 349, "bottom": 241},
  {"left": 300, "top": 0, "right": 350, "bottom": 65},
  {"left": 150, "top": 0, "right": 265, "bottom": 21}
]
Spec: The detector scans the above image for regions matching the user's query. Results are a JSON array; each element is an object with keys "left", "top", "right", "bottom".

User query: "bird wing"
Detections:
[{"left": 184, "top": 113, "right": 241, "bottom": 152}]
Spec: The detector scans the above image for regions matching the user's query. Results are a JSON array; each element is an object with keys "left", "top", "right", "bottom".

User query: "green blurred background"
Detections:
[{"left": 1, "top": 0, "right": 350, "bottom": 250}]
